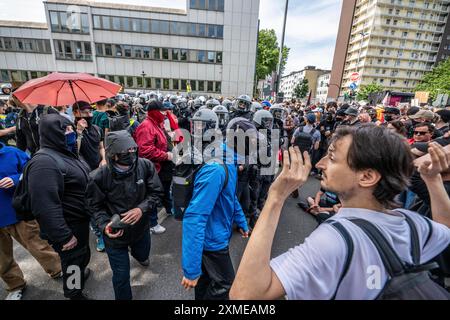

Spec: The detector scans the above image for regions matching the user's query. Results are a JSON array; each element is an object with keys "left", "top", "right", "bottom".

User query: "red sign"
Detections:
[{"left": 350, "top": 72, "right": 360, "bottom": 82}]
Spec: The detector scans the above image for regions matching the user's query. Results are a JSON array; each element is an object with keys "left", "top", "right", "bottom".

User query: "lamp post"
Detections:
[
  {"left": 275, "top": 0, "right": 289, "bottom": 101},
  {"left": 141, "top": 71, "right": 146, "bottom": 94}
]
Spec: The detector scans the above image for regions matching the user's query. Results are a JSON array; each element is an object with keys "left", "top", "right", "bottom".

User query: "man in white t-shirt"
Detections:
[{"left": 230, "top": 124, "right": 450, "bottom": 300}]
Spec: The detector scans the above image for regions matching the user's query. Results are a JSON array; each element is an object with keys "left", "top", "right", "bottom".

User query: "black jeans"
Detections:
[
  {"left": 105, "top": 231, "right": 151, "bottom": 300},
  {"left": 257, "top": 175, "right": 274, "bottom": 210},
  {"left": 51, "top": 222, "right": 91, "bottom": 299},
  {"left": 195, "top": 249, "right": 235, "bottom": 301}
]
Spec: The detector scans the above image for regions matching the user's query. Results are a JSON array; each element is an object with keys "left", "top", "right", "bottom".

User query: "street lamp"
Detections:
[
  {"left": 275, "top": 0, "right": 289, "bottom": 101},
  {"left": 141, "top": 71, "right": 146, "bottom": 94}
]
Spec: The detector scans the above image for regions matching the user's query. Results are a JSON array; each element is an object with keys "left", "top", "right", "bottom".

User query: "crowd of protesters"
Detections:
[{"left": 0, "top": 87, "right": 449, "bottom": 300}]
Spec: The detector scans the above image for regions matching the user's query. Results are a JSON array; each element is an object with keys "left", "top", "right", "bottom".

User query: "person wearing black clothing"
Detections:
[
  {"left": 27, "top": 114, "right": 91, "bottom": 300},
  {"left": 86, "top": 131, "right": 164, "bottom": 300},
  {"left": 73, "top": 101, "right": 106, "bottom": 171},
  {"left": 15, "top": 102, "right": 59, "bottom": 155}
]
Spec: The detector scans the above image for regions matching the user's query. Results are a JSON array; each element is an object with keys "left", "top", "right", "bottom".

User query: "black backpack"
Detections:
[
  {"left": 12, "top": 148, "right": 67, "bottom": 222},
  {"left": 293, "top": 126, "right": 316, "bottom": 153},
  {"left": 327, "top": 215, "right": 450, "bottom": 300},
  {"left": 172, "top": 162, "right": 229, "bottom": 221}
]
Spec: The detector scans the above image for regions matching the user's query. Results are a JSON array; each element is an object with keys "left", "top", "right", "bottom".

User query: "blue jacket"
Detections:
[
  {"left": 182, "top": 159, "right": 249, "bottom": 280},
  {"left": 0, "top": 143, "right": 30, "bottom": 228}
]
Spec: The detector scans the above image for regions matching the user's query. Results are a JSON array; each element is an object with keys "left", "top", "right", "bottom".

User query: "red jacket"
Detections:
[{"left": 134, "top": 114, "right": 168, "bottom": 173}]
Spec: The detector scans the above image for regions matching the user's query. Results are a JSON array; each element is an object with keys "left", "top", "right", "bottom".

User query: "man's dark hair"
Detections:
[
  {"left": 97, "top": 99, "right": 108, "bottom": 106},
  {"left": 72, "top": 101, "right": 91, "bottom": 111},
  {"left": 389, "top": 120, "right": 407, "bottom": 137},
  {"left": 414, "top": 122, "right": 434, "bottom": 133},
  {"left": 436, "top": 109, "right": 450, "bottom": 123},
  {"left": 330, "top": 124, "right": 414, "bottom": 209}
]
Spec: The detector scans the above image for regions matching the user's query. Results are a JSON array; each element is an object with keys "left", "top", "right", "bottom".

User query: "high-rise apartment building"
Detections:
[{"left": 329, "top": 0, "right": 450, "bottom": 99}]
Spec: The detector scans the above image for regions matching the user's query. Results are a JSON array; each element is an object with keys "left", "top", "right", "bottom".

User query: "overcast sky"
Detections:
[{"left": 0, "top": 0, "right": 342, "bottom": 74}]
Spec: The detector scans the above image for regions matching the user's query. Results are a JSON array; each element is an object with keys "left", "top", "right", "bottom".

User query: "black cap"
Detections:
[
  {"left": 436, "top": 109, "right": 450, "bottom": 123},
  {"left": 383, "top": 107, "right": 400, "bottom": 115},
  {"left": 147, "top": 100, "right": 166, "bottom": 111},
  {"left": 407, "top": 107, "right": 420, "bottom": 117}
]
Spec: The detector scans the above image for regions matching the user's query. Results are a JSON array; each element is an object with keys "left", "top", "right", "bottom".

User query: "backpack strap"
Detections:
[
  {"left": 325, "top": 220, "right": 354, "bottom": 300},
  {"left": 348, "top": 219, "right": 405, "bottom": 277},
  {"left": 35, "top": 148, "right": 67, "bottom": 176},
  {"left": 403, "top": 214, "right": 421, "bottom": 266},
  {"left": 220, "top": 164, "right": 229, "bottom": 191}
]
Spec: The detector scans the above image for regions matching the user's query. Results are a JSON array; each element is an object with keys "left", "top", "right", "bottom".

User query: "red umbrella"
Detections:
[{"left": 13, "top": 72, "right": 121, "bottom": 106}]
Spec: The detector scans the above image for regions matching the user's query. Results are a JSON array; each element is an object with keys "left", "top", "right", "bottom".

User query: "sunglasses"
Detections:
[{"left": 414, "top": 131, "right": 429, "bottom": 136}]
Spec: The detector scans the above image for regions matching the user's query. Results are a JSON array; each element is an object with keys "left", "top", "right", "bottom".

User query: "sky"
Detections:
[{"left": 0, "top": 0, "right": 343, "bottom": 74}]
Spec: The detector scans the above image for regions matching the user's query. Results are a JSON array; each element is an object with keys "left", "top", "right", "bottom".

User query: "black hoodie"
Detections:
[
  {"left": 86, "top": 131, "right": 164, "bottom": 249},
  {"left": 28, "top": 114, "right": 90, "bottom": 247}
]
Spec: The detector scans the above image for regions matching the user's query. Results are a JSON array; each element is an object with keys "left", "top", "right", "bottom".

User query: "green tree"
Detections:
[
  {"left": 256, "top": 29, "right": 290, "bottom": 81},
  {"left": 356, "top": 82, "right": 384, "bottom": 101},
  {"left": 415, "top": 57, "right": 450, "bottom": 101},
  {"left": 294, "top": 79, "right": 309, "bottom": 99}
]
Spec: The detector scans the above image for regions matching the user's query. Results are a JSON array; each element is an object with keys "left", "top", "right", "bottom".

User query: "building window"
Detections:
[
  {"left": 172, "top": 49, "right": 180, "bottom": 61},
  {"left": 143, "top": 47, "right": 151, "bottom": 59},
  {"left": 153, "top": 47, "right": 160, "bottom": 59},
  {"left": 216, "top": 81, "right": 221, "bottom": 93},
  {"left": 173, "top": 79, "right": 180, "bottom": 90},
  {"left": 134, "top": 47, "right": 142, "bottom": 58},
  {"left": 208, "top": 51, "right": 216, "bottom": 63},
  {"left": 115, "top": 44, "right": 123, "bottom": 57},
  {"left": 162, "top": 48, "right": 169, "bottom": 60},
  {"left": 112, "top": 17, "right": 121, "bottom": 30},
  {"left": 207, "top": 81, "right": 214, "bottom": 92},
  {"left": 105, "top": 44, "right": 112, "bottom": 56},
  {"left": 155, "top": 78, "right": 162, "bottom": 89},
  {"left": 163, "top": 78, "right": 170, "bottom": 90},
  {"left": 102, "top": 16, "right": 110, "bottom": 29},
  {"left": 190, "top": 0, "right": 224, "bottom": 12},
  {"left": 49, "top": 11, "right": 89, "bottom": 34},
  {"left": 197, "top": 51, "right": 206, "bottom": 62},
  {"left": 180, "top": 49, "right": 188, "bottom": 61},
  {"left": 126, "top": 76, "right": 134, "bottom": 88}
]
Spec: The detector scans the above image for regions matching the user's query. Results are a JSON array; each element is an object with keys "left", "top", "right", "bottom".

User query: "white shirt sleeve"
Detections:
[{"left": 270, "top": 224, "right": 348, "bottom": 300}]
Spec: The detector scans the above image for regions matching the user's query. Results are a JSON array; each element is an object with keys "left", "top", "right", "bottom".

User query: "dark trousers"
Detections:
[
  {"left": 195, "top": 249, "right": 235, "bottom": 301},
  {"left": 51, "top": 222, "right": 91, "bottom": 299},
  {"left": 160, "top": 179, "right": 173, "bottom": 215},
  {"left": 105, "top": 231, "right": 151, "bottom": 300},
  {"left": 248, "top": 173, "right": 261, "bottom": 227},
  {"left": 257, "top": 175, "right": 274, "bottom": 210},
  {"left": 237, "top": 180, "right": 250, "bottom": 217},
  {"left": 149, "top": 207, "right": 158, "bottom": 228}
]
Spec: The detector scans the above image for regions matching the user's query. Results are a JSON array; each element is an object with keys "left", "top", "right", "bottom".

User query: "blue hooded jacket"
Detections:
[
  {"left": 182, "top": 147, "right": 249, "bottom": 280},
  {"left": 0, "top": 142, "right": 30, "bottom": 228}
]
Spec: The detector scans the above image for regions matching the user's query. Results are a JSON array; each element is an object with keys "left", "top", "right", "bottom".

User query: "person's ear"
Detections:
[{"left": 358, "top": 169, "right": 382, "bottom": 189}]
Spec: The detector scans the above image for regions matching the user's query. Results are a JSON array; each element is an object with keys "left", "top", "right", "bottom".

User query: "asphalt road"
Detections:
[{"left": 0, "top": 178, "right": 321, "bottom": 300}]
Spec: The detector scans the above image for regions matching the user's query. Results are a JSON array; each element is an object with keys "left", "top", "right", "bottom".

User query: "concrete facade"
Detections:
[
  {"left": 316, "top": 72, "right": 331, "bottom": 103},
  {"left": 0, "top": 0, "right": 260, "bottom": 98}
]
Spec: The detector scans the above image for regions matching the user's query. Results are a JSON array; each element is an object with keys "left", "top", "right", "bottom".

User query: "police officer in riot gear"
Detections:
[
  {"left": 230, "top": 95, "right": 253, "bottom": 121},
  {"left": 212, "top": 105, "right": 229, "bottom": 136},
  {"left": 205, "top": 99, "right": 221, "bottom": 110}
]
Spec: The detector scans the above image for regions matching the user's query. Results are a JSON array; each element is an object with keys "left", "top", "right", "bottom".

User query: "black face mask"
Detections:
[
  {"left": 384, "top": 115, "right": 393, "bottom": 122},
  {"left": 115, "top": 152, "right": 137, "bottom": 166}
]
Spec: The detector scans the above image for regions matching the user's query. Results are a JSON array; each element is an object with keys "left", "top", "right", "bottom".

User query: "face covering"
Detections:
[
  {"left": 115, "top": 152, "right": 137, "bottom": 166},
  {"left": 384, "top": 115, "right": 393, "bottom": 122},
  {"left": 65, "top": 132, "right": 77, "bottom": 153},
  {"left": 148, "top": 110, "right": 165, "bottom": 124}
]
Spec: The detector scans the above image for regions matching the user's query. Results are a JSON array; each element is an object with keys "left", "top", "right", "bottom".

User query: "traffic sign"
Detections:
[
  {"left": 350, "top": 72, "right": 360, "bottom": 82},
  {"left": 349, "top": 82, "right": 358, "bottom": 90}
]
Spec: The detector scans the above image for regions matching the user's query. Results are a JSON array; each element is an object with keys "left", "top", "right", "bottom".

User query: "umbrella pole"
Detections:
[{"left": 69, "top": 80, "right": 80, "bottom": 111}]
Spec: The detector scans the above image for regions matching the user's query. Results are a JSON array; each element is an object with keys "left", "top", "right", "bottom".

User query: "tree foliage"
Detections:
[
  {"left": 294, "top": 79, "right": 309, "bottom": 99},
  {"left": 415, "top": 58, "right": 450, "bottom": 100},
  {"left": 256, "top": 29, "right": 290, "bottom": 81},
  {"left": 356, "top": 82, "right": 384, "bottom": 101}
]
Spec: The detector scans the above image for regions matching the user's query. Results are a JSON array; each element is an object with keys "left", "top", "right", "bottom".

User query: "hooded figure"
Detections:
[
  {"left": 86, "top": 130, "right": 164, "bottom": 300},
  {"left": 27, "top": 114, "right": 91, "bottom": 300}
]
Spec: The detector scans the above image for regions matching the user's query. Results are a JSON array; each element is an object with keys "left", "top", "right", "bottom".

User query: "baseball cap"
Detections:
[{"left": 409, "top": 110, "right": 435, "bottom": 121}]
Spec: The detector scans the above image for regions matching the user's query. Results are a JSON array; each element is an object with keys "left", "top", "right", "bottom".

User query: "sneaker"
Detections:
[
  {"left": 150, "top": 224, "right": 166, "bottom": 235},
  {"left": 96, "top": 236, "right": 105, "bottom": 252},
  {"left": 5, "top": 287, "right": 25, "bottom": 300},
  {"left": 84, "top": 268, "right": 91, "bottom": 282},
  {"left": 297, "top": 201, "right": 310, "bottom": 212},
  {"left": 137, "top": 259, "right": 150, "bottom": 267},
  {"left": 50, "top": 271, "right": 63, "bottom": 279}
]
